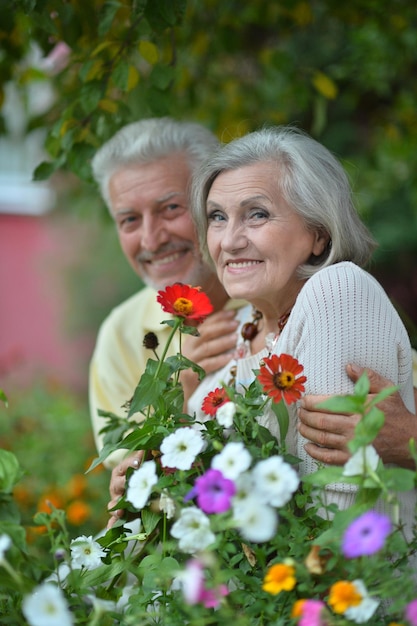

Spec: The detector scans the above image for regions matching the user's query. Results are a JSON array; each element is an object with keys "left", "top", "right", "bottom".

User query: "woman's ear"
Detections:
[{"left": 312, "top": 229, "right": 330, "bottom": 257}]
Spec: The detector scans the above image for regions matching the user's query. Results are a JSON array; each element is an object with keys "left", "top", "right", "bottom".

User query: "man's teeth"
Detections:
[
  {"left": 228, "top": 261, "right": 261, "bottom": 268},
  {"left": 151, "top": 252, "right": 183, "bottom": 266}
]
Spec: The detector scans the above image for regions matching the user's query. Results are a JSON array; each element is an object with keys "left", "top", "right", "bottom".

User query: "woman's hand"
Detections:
[{"left": 106, "top": 451, "right": 144, "bottom": 529}]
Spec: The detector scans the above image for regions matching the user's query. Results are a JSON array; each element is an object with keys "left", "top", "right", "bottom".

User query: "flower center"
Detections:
[
  {"left": 273, "top": 371, "right": 296, "bottom": 390},
  {"left": 173, "top": 297, "right": 194, "bottom": 315}
]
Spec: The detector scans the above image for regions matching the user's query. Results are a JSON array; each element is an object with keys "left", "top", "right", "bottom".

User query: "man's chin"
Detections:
[{"left": 139, "top": 262, "right": 214, "bottom": 292}]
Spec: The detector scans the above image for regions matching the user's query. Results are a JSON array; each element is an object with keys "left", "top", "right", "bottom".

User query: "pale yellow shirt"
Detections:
[{"left": 89, "top": 286, "right": 243, "bottom": 468}]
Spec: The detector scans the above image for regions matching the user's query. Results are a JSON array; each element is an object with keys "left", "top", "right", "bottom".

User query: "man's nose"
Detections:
[{"left": 140, "top": 215, "right": 169, "bottom": 251}]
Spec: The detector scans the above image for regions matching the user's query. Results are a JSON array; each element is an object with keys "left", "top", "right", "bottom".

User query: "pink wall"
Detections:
[{"left": 0, "top": 213, "right": 92, "bottom": 391}]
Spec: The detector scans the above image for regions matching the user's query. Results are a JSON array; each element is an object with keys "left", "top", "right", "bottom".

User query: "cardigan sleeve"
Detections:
[{"left": 283, "top": 262, "right": 414, "bottom": 411}]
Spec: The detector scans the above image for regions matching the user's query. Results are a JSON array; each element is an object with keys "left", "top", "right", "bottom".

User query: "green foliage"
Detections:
[
  {"left": 0, "top": 382, "right": 109, "bottom": 552},
  {"left": 1, "top": 310, "right": 417, "bottom": 624},
  {"left": 1, "top": 0, "right": 416, "bottom": 336}
]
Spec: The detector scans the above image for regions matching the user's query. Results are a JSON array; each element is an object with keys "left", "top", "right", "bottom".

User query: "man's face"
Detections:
[{"left": 109, "top": 155, "right": 213, "bottom": 291}]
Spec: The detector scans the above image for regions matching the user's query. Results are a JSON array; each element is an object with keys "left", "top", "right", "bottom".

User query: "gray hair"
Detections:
[
  {"left": 92, "top": 117, "right": 220, "bottom": 209},
  {"left": 191, "top": 125, "right": 377, "bottom": 278}
]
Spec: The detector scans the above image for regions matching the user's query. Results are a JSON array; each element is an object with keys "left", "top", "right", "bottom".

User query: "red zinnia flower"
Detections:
[
  {"left": 157, "top": 283, "right": 213, "bottom": 323},
  {"left": 257, "top": 353, "right": 306, "bottom": 405},
  {"left": 201, "top": 387, "right": 229, "bottom": 416}
]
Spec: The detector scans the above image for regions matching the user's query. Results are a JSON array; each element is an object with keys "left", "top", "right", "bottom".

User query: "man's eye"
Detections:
[{"left": 118, "top": 215, "right": 138, "bottom": 230}]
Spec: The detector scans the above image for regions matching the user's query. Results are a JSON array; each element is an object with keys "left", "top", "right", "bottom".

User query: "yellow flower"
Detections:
[
  {"left": 328, "top": 580, "right": 362, "bottom": 613},
  {"left": 262, "top": 563, "right": 296, "bottom": 595}
]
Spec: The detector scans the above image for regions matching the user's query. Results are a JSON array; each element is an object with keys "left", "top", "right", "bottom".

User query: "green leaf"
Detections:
[
  {"left": 68, "top": 560, "right": 126, "bottom": 588},
  {"left": 380, "top": 467, "right": 416, "bottom": 492},
  {"left": 98, "top": 0, "right": 123, "bottom": 37},
  {"left": 0, "top": 450, "right": 23, "bottom": 493},
  {"left": 149, "top": 64, "right": 175, "bottom": 90},
  {"left": 350, "top": 407, "right": 385, "bottom": 452},
  {"left": 0, "top": 388, "right": 8, "bottom": 406},
  {"left": 32, "top": 160, "right": 58, "bottom": 181},
  {"left": 141, "top": 508, "right": 161, "bottom": 535},
  {"left": 353, "top": 371, "right": 371, "bottom": 398},
  {"left": 270, "top": 399, "right": 289, "bottom": 442},
  {"left": 302, "top": 465, "right": 345, "bottom": 487},
  {"left": 112, "top": 61, "right": 130, "bottom": 91},
  {"left": 79, "top": 82, "right": 104, "bottom": 114}
]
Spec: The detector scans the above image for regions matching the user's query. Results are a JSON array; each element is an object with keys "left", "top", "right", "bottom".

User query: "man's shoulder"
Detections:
[
  {"left": 97, "top": 286, "right": 163, "bottom": 338},
  {"left": 106, "top": 286, "right": 158, "bottom": 319}
]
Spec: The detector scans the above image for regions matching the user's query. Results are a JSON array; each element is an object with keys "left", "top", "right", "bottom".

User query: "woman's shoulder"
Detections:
[{"left": 302, "top": 261, "right": 383, "bottom": 295}]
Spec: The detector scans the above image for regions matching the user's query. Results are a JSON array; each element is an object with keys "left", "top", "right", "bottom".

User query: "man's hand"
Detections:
[
  {"left": 180, "top": 309, "right": 239, "bottom": 405},
  {"left": 298, "top": 363, "right": 417, "bottom": 468},
  {"left": 107, "top": 451, "right": 144, "bottom": 529}
]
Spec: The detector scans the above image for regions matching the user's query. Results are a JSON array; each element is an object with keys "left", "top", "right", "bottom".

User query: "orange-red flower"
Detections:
[
  {"left": 157, "top": 283, "right": 213, "bottom": 323},
  {"left": 257, "top": 353, "right": 306, "bottom": 405},
  {"left": 201, "top": 387, "right": 230, "bottom": 416}
]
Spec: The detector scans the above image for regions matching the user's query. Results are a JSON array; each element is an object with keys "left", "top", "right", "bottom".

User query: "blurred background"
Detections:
[{"left": 0, "top": 0, "right": 416, "bottom": 543}]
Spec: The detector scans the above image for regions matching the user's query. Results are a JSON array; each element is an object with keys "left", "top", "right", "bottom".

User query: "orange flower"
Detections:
[
  {"left": 37, "top": 489, "right": 65, "bottom": 514},
  {"left": 328, "top": 580, "right": 362, "bottom": 614},
  {"left": 257, "top": 353, "right": 306, "bottom": 405},
  {"left": 201, "top": 387, "right": 229, "bottom": 416},
  {"left": 262, "top": 562, "right": 296, "bottom": 595},
  {"left": 291, "top": 599, "right": 306, "bottom": 618},
  {"left": 157, "top": 283, "right": 213, "bottom": 322},
  {"left": 66, "top": 500, "right": 91, "bottom": 525},
  {"left": 66, "top": 474, "right": 87, "bottom": 499}
]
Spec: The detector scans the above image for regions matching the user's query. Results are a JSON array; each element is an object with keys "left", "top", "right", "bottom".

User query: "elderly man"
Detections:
[{"left": 89, "top": 118, "right": 240, "bottom": 473}]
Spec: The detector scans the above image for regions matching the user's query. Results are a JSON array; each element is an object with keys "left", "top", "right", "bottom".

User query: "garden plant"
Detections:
[{"left": 1, "top": 284, "right": 417, "bottom": 625}]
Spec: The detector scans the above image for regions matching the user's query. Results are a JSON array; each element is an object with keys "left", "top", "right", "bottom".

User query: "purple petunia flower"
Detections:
[
  {"left": 406, "top": 599, "right": 417, "bottom": 626},
  {"left": 191, "top": 469, "right": 236, "bottom": 514},
  {"left": 342, "top": 510, "right": 392, "bottom": 558}
]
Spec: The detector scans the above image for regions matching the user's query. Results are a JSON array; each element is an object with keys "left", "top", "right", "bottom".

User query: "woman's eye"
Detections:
[
  {"left": 248, "top": 209, "right": 269, "bottom": 222},
  {"left": 207, "top": 210, "right": 226, "bottom": 222}
]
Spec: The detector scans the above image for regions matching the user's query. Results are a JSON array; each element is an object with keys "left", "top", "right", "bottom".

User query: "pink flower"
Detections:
[
  {"left": 186, "top": 469, "right": 236, "bottom": 514},
  {"left": 406, "top": 599, "right": 417, "bottom": 626},
  {"left": 179, "top": 559, "right": 229, "bottom": 609},
  {"left": 299, "top": 599, "right": 327, "bottom": 626}
]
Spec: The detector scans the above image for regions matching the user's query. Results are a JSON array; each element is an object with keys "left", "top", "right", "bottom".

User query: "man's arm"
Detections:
[{"left": 298, "top": 363, "right": 417, "bottom": 468}]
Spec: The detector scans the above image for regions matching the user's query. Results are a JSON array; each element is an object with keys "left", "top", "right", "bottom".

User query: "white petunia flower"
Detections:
[
  {"left": 159, "top": 490, "right": 176, "bottom": 519},
  {"left": 70, "top": 535, "right": 106, "bottom": 570},
  {"left": 344, "top": 579, "right": 379, "bottom": 623},
  {"left": 233, "top": 497, "right": 277, "bottom": 543},
  {"left": 126, "top": 460, "right": 158, "bottom": 510},
  {"left": 215, "top": 402, "right": 236, "bottom": 428},
  {"left": 22, "top": 583, "right": 73, "bottom": 626},
  {"left": 45, "top": 563, "right": 71, "bottom": 587},
  {"left": 171, "top": 507, "right": 215, "bottom": 553},
  {"left": 233, "top": 471, "right": 257, "bottom": 505},
  {"left": 160, "top": 427, "right": 205, "bottom": 470},
  {"left": 252, "top": 456, "right": 299, "bottom": 507},
  {"left": 0, "top": 534, "right": 11, "bottom": 561},
  {"left": 343, "top": 445, "right": 380, "bottom": 477},
  {"left": 85, "top": 594, "right": 117, "bottom": 613},
  {"left": 211, "top": 442, "right": 252, "bottom": 480}
]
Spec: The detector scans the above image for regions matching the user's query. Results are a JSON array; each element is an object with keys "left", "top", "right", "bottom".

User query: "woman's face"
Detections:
[{"left": 206, "top": 161, "right": 328, "bottom": 314}]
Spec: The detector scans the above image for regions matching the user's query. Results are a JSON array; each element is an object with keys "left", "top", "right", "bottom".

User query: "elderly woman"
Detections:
[{"left": 189, "top": 125, "right": 415, "bottom": 524}]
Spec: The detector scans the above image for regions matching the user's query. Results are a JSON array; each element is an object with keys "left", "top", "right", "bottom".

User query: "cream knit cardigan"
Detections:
[{"left": 189, "top": 262, "right": 416, "bottom": 534}]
